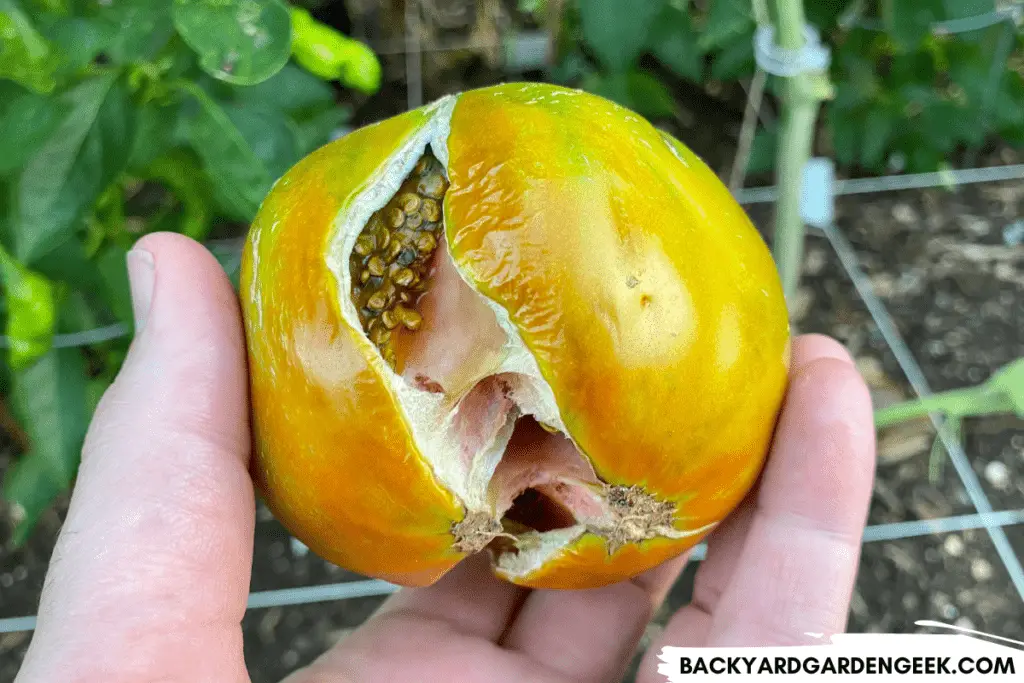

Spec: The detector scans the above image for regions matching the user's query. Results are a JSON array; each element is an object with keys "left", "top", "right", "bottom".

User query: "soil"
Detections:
[{"left": 2, "top": 7, "right": 1023, "bottom": 680}]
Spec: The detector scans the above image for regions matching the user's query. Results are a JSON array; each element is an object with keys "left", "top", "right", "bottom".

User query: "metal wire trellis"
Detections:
[
  {"left": 850, "top": 2, "right": 1023, "bottom": 34},
  {"left": 3, "top": 508, "right": 1024, "bottom": 634},
  {"left": 819, "top": 220, "right": 1024, "bottom": 601},
  {"left": 2, "top": 0, "right": 1024, "bottom": 638}
]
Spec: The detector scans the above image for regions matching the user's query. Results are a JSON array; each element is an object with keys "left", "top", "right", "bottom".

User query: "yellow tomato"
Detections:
[{"left": 241, "top": 83, "right": 790, "bottom": 589}]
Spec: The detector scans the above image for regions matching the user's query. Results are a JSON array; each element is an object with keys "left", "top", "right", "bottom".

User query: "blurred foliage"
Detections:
[
  {"left": 546, "top": 0, "right": 1024, "bottom": 175},
  {"left": 0, "top": 0, "right": 377, "bottom": 544}
]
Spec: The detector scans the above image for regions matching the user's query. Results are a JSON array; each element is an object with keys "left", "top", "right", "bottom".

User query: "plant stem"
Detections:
[
  {"left": 874, "top": 386, "right": 1012, "bottom": 428},
  {"left": 770, "top": 0, "right": 832, "bottom": 302}
]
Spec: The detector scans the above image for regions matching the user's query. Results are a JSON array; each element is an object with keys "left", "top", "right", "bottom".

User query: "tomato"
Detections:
[{"left": 241, "top": 83, "right": 790, "bottom": 588}]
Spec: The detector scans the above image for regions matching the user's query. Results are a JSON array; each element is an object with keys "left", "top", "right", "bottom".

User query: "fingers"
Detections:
[
  {"left": 285, "top": 555, "right": 541, "bottom": 683},
  {"left": 688, "top": 334, "right": 874, "bottom": 647},
  {"left": 630, "top": 551, "right": 693, "bottom": 610},
  {"left": 492, "top": 336, "right": 856, "bottom": 681},
  {"left": 495, "top": 551, "right": 696, "bottom": 683},
  {"left": 374, "top": 553, "right": 529, "bottom": 641},
  {"left": 500, "top": 581, "right": 658, "bottom": 683},
  {"left": 635, "top": 334, "right": 861, "bottom": 661},
  {"left": 669, "top": 334, "right": 858, "bottom": 641},
  {"left": 660, "top": 500, "right": 756, "bottom": 647},
  {"left": 287, "top": 554, "right": 528, "bottom": 682},
  {"left": 494, "top": 521, "right": 701, "bottom": 683},
  {"left": 18, "top": 234, "right": 253, "bottom": 683}
]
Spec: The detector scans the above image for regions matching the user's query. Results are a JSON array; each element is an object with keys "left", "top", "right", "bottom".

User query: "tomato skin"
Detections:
[{"left": 242, "top": 83, "right": 790, "bottom": 589}]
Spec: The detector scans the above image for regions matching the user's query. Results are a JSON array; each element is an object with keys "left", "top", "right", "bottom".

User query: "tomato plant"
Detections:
[
  {"left": 547, "top": 0, "right": 1024, "bottom": 175},
  {"left": 0, "top": 0, "right": 378, "bottom": 543}
]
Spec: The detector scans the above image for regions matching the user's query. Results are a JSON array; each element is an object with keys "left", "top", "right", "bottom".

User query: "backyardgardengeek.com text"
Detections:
[{"left": 676, "top": 655, "right": 1015, "bottom": 675}]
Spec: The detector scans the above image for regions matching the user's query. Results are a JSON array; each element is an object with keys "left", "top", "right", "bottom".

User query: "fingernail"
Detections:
[{"left": 126, "top": 248, "right": 155, "bottom": 330}]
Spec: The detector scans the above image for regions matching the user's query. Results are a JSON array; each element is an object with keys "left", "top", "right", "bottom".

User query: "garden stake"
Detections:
[{"left": 766, "top": 0, "right": 833, "bottom": 303}]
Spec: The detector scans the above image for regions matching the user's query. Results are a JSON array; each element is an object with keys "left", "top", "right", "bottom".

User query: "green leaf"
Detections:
[
  {"left": 86, "top": 375, "right": 112, "bottom": 415},
  {"left": 178, "top": 82, "right": 273, "bottom": 220},
  {"left": 806, "top": 0, "right": 852, "bottom": 28},
  {"left": 942, "top": 0, "right": 994, "bottom": 20},
  {"left": 42, "top": 15, "right": 116, "bottom": 74},
  {"left": 647, "top": 5, "right": 703, "bottom": 82},
  {"left": 745, "top": 127, "right": 776, "bottom": 174},
  {"left": 582, "top": 70, "right": 676, "bottom": 118},
  {"left": 3, "top": 346, "right": 88, "bottom": 545},
  {"left": 885, "top": 0, "right": 942, "bottom": 52},
  {"left": 988, "top": 357, "right": 1024, "bottom": 417},
  {"left": 710, "top": 32, "right": 754, "bottom": 80},
  {"left": 579, "top": 0, "right": 665, "bottom": 70},
  {"left": 621, "top": 71, "right": 677, "bottom": 118},
  {"left": 90, "top": 0, "right": 174, "bottom": 64},
  {"left": 834, "top": 36, "right": 879, "bottom": 102},
  {"left": 0, "top": 0, "right": 60, "bottom": 92},
  {"left": 128, "top": 99, "right": 181, "bottom": 171},
  {"left": 230, "top": 62, "right": 336, "bottom": 113},
  {"left": 828, "top": 109, "right": 859, "bottom": 167},
  {"left": 291, "top": 105, "right": 349, "bottom": 155},
  {"left": 0, "top": 88, "right": 64, "bottom": 175},
  {"left": 32, "top": 0, "right": 71, "bottom": 13},
  {"left": 948, "top": 48, "right": 990, "bottom": 104},
  {"left": 0, "top": 177, "right": 11, "bottom": 247},
  {"left": 831, "top": 79, "right": 873, "bottom": 114},
  {"left": 548, "top": 49, "right": 591, "bottom": 85},
  {"left": 82, "top": 182, "right": 125, "bottom": 256},
  {"left": 897, "top": 83, "right": 940, "bottom": 116},
  {"left": 859, "top": 108, "right": 893, "bottom": 170},
  {"left": 60, "top": 289, "right": 100, "bottom": 336},
  {"left": 173, "top": 0, "right": 292, "bottom": 86},
  {"left": 224, "top": 103, "right": 299, "bottom": 180},
  {"left": 95, "top": 243, "right": 133, "bottom": 324},
  {"left": 30, "top": 236, "right": 104, "bottom": 294},
  {"left": 209, "top": 239, "right": 242, "bottom": 289},
  {"left": 995, "top": 75, "right": 1024, "bottom": 134},
  {"left": 908, "top": 144, "right": 942, "bottom": 172},
  {"left": 698, "top": 0, "right": 753, "bottom": 52},
  {"left": 0, "top": 244, "right": 55, "bottom": 369},
  {"left": 15, "top": 72, "right": 136, "bottom": 264},
  {"left": 890, "top": 52, "right": 938, "bottom": 89},
  {"left": 919, "top": 100, "right": 971, "bottom": 153},
  {"left": 3, "top": 448, "right": 66, "bottom": 545}
]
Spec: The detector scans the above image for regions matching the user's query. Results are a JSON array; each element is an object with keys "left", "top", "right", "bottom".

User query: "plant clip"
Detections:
[{"left": 752, "top": 24, "right": 831, "bottom": 78}]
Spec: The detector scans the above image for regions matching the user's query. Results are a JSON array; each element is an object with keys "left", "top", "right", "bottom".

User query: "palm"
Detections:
[
  {"left": 285, "top": 553, "right": 668, "bottom": 683},
  {"left": 288, "top": 338, "right": 875, "bottom": 683},
  {"left": 14, "top": 235, "right": 874, "bottom": 683}
]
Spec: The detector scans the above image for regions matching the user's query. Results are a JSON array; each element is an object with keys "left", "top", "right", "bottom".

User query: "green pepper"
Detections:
[
  {"left": 289, "top": 7, "right": 382, "bottom": 94},
  {"left": 0, "top": 245, "right": 56, "bottom": 370},
  {"left": 0, "top": 2, "right": 59, "bottom": 93},
  {"left": 143, "top": 150, "right": 215, "bottom": 241}
]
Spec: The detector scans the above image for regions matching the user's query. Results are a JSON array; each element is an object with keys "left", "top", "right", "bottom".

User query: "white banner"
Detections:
[{"left": 657, "top": 623, "right": 1024, "bottom": 681}]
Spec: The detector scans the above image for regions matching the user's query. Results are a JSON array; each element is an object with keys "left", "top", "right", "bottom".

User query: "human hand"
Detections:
[{"left": 15, "top": 233, "right": 875, "bottom": 683}]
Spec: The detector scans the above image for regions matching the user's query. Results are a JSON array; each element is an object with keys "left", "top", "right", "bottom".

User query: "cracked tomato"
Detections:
[{"left": 240, "top": 83, "right": 790, "bottom": 589}]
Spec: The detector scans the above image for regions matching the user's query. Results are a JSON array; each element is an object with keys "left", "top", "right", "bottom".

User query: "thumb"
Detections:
[{"left": 17, "top": 233, "right": 253, "bottom": 683}]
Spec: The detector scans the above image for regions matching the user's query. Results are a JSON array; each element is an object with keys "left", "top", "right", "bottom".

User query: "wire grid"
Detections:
[{"left": 2, "top": 0, "right": 1024, "bottom": 636}]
